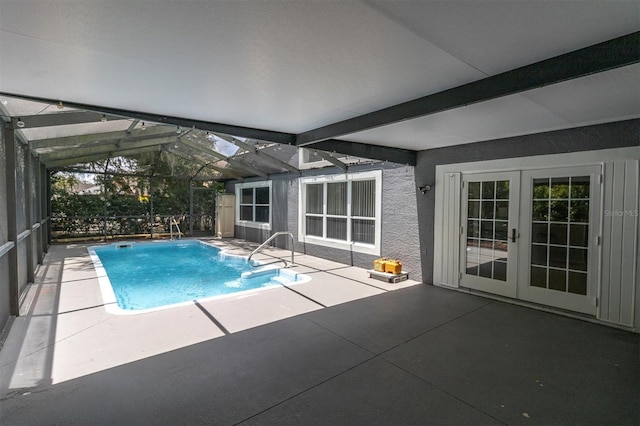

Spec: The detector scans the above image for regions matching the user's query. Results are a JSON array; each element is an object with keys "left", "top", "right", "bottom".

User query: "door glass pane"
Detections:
[
  {"left": 481, "top": 181, "right": 495, "bottom": 199},
  {"left": 569, "top": 224, "right": 588, "bottom": 247},
  {"left": 495, "top": 181, "right": 509, "bottom": 199},
  {"left": 548, "top": 269, "right": 567, "bottom": 291},
  {"left": 494, "top": 221, "right": 508, "bottom": 241},
  {"left": 549, "top": 223, "right": 567, "bottom": 245},
  {"left": 495, "top": 201, "right": 509, "bottom": 220},
  {"left": 468, "top": 201, "right": 480, "bottom": 218},
  {"left": 481, "top": 200, "right": 495, "bottom": 219},
  {"left": 532, "top": 223, "right": 548, "bottom": 244},
  {"left": 568, "top": 272, "right": 587, "bottom": 295},
  {"left": 531, "top": 266, "right": 547, "bottom": 288},
  {"left": 466, "top": 239, "right": 480, "bottom": 275},
  {"left": 467, "top": 220, "right": 479, "bottom": 238},
  {"left": 529, "top": 175, "right": 590, "bottom": 294},
  {"left": 468, "top": 182, "right": 480, "bottom": 199},
  {"left": 533, "top": 178, "right": 549, "bottom": 199},
  {"left": 465, "top": 179, "right": 509, "bottom": 282}
]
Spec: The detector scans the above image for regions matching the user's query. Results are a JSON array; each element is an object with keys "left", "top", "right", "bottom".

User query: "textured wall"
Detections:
[
  {"left": 231, "top": 163, "right": 422, "bottom": 280},
  {"left": 415, "top": 119, "right": 640, "bottom": 284}
]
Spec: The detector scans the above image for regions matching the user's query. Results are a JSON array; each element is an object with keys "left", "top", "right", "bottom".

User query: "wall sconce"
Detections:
[{"left": 418, "top": 184, "right": 432, "bottom": 194}]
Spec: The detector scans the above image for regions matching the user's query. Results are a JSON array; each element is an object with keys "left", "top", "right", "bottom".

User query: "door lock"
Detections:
[{"left": 511, "top": 229, "right": 517, "bottom": 243}]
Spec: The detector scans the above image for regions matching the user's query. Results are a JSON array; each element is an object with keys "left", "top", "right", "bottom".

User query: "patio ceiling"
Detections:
[{"left": 0, "top": 1, "right": 638, "bottom": 177}]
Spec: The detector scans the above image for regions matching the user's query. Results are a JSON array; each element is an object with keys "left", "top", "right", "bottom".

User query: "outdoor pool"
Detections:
[{"left": 89, "top": 240, "right": 307, "bottom": 314}]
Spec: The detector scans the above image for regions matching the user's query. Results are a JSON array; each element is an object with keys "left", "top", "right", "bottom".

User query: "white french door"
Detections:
[
  {"left": 459, "top": 166, "right": 601, "bottom": 315},
  {"left": 460, "top": 172, "right": 520, "bottom": 298},
  {"left": 517, "top": 166, "right": 601, "bottom": 315}
]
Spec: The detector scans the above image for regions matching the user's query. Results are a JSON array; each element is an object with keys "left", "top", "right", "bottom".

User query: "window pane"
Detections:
[
  {"left": 240, "top": 206, "right": 253, "bottom": 221},
  {"left": 327, "top": 182, "right": 347, "bottom": 215},
  {"left": 241, "top": 188, "right": 253, "bottom": 204},
  {"left": 306, "top": 216, "right": 323, "bottom": 237},
  {"left": 326, "top": 217, "right": 347, "bottom": 240},
  {"left": 255, "top": 206, "right": 269, "bottom": 223},
  {"left": 255, "top": 187, "right": 269, "bottom": 204},
  {"left": 352, "top": 219, "right": 375, "bottom": 244},
  {"left": 352, "top": 180, "right": 375, "bottom": 217},
  {"left": 306, "top": 184, "right": 323, "bottom": 214}
]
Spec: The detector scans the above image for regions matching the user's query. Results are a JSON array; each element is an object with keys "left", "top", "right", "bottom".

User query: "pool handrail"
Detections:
[
  {"left": 170, "top": 216, "right": 182, "bottom": 240},
  {"left": 248, "top": 232, "right": 294, "bottom": 268}
]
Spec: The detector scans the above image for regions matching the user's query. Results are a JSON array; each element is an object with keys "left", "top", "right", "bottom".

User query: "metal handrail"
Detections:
[
  {"left": 247, "top": 232, "right": 295, "bottom": 268},
  {"left": 170, "top": 216, "right": 182, "bottom": 240}
]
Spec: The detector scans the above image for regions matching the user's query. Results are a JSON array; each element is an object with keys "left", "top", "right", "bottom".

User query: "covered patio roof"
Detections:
[{"left": 0, "top": 1, "right": 638, "bottom": 177}]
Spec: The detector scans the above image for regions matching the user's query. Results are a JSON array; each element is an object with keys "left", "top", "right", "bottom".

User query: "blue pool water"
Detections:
[{"left": 90, "top": 240, "right": 296, "bottom": 311}]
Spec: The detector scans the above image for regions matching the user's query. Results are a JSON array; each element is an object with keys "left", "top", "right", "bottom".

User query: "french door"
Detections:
[
  {"left": 460, "top": 166, "right": 601, "bottom": 315},
  {"left": 460, "top": 172, "right": 520, "bottom": 298},
  {"left": 517, "top": 166, "right": 601, "bottom": 315}
]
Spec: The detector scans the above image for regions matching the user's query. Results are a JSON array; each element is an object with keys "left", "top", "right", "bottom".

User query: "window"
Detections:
[
  {"left": 299, "top": 170, "right": 381, "bottom": 255},
  {"left": 235, "top": 181, "right": 272, "bottom": 229}
]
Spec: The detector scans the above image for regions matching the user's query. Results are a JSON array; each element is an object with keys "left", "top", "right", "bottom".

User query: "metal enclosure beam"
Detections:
[
  {"left": 3, "top": 123, "right": 19, "bottom": 316},
  {"left": 164, "top": 146, "right": 243, "bottom": 180},
  {"left": 213, "top": 133, "right": 300, "bottom": 174},
  {"left": 179, "top": 139, "right": 268, "bottom": 178},
  {"left": 11, "top": 111, "right": 123, "bottom": 129},
  {"left": 39, "top": 136, "right": 178, "bottom": 163},
  {"left": 24, "top": 150, "right": 35, "bottom": 283},
  {"left": 46, "top": 145, "right": 164, "bottom": 168},
  {"left": 295, "top": 32, "right": 640, "bottom": 146},
  {"left": 0, "top": 92, "right": 295, "bottom": 145},
  {"left": 30, "top": 127, "right": 176, "bottom": 150},
  {"left": 307, "top": 148, "right": 348, "bottom": 170}
]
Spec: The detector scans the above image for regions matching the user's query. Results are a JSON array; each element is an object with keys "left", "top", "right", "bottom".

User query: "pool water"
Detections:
[{"left": 90, "top": 240, "right": 301, "bottom": 312}]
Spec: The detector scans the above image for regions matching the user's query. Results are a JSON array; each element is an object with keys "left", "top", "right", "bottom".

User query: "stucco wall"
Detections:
[{"left": 415, "top": 118, "right": 640, "bottom": 284}]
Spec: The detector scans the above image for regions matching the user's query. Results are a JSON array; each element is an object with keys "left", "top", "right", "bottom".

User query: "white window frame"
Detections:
[
  {"left": 235, "top": 180, "right": 272, "bottom": 230},
  {"left": 298, "top": 170, "right": 382, "bottom": 255}
]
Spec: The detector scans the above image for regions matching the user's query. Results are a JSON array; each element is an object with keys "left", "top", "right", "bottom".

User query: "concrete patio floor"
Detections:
[{"left": 0, "top": 239, "right": 638, "bottom": 425}]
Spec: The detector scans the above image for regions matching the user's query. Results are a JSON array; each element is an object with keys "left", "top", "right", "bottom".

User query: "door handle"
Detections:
[{"left": 511, "top": 229, "right": 517, "bottom": 243}]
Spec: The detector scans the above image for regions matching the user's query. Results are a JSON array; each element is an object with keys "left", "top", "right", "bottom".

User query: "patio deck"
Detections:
[{"left": 0, "top": 239, "right": 638, "bottom": 425}]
